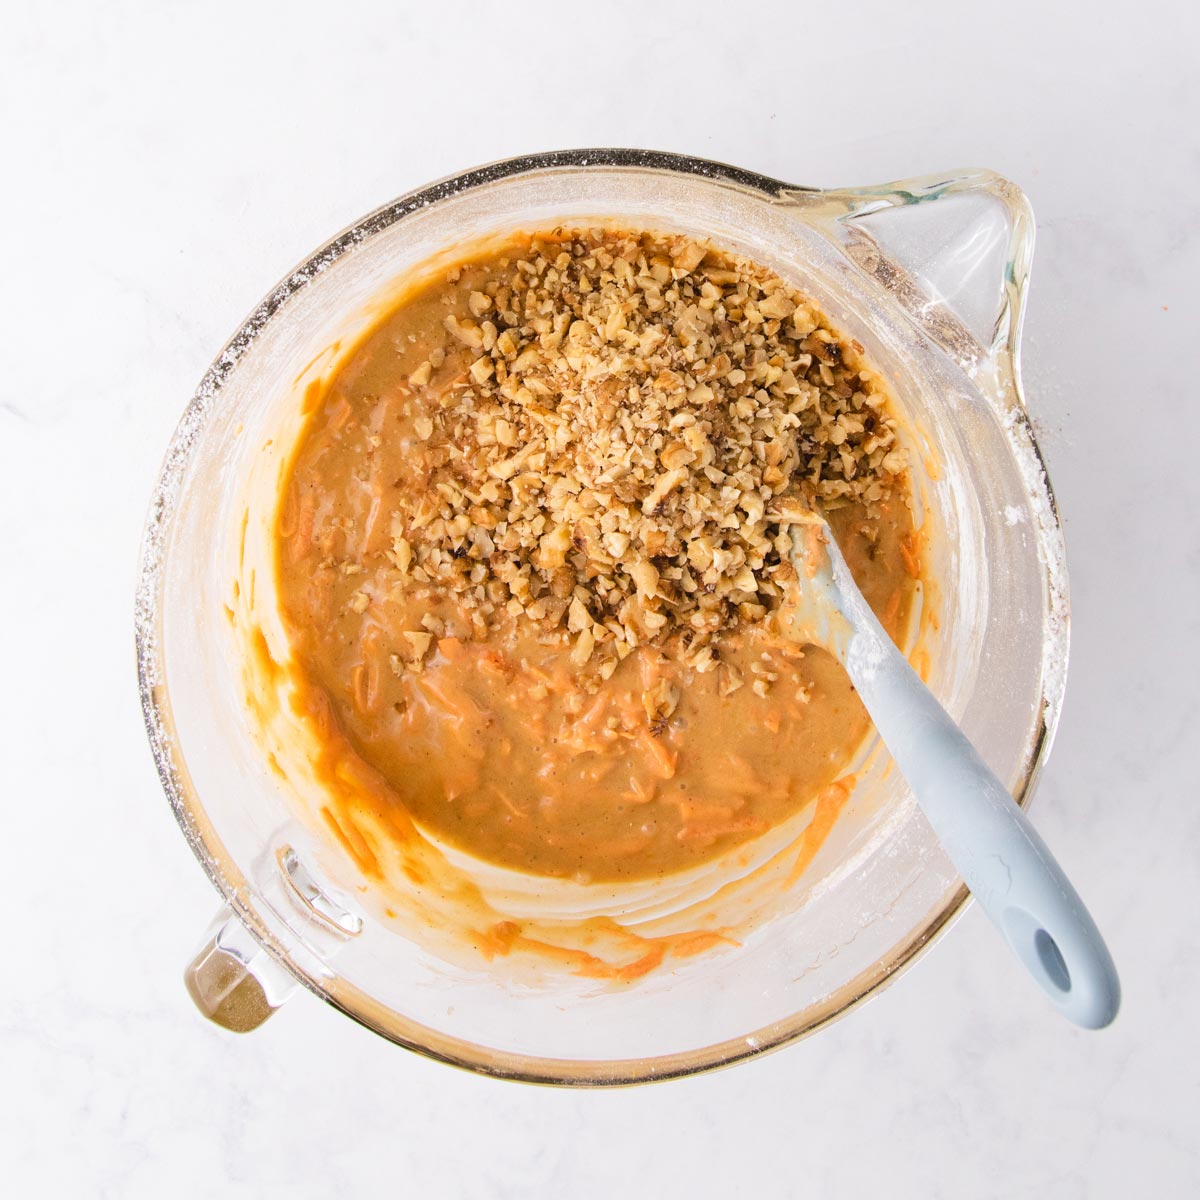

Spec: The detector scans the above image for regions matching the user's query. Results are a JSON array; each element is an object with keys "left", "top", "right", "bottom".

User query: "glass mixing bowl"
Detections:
[{"left": 136, "top": 149, "right": 1068, "bottom": 1083}]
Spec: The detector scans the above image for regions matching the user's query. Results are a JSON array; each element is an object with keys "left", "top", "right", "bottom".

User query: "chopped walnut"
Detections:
[{"left": 372, "top": 230, "right": 906, "bottom": 677}]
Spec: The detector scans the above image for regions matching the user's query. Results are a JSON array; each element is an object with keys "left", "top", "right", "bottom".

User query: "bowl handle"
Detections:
[
  {"left": 787, "top": 170, "right": 1037, "bottom": 407},
  {"left": 183, "top": 904, "right": 297, "bottom": 1033}
]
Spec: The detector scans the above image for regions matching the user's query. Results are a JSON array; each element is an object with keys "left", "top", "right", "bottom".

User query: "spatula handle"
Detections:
[{"left": 839, "top": 593, "right": 1120, "bottom": 1028}]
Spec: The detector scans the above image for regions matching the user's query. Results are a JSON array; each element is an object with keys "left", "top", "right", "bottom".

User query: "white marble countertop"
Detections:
[{"left": 3, "top": 1, "right": 1198, "bottom": 1195}]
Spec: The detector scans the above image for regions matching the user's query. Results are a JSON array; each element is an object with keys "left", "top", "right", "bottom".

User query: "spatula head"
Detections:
[{"left": 766, "top": 505, "right": 853, "bottom": 658}]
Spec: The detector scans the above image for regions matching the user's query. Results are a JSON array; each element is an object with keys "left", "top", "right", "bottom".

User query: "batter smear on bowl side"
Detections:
[{"left": 275, "top": 228, "right": 921, "bottom": 882}]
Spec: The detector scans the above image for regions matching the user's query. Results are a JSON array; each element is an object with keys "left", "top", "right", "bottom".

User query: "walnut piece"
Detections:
[{"left": 377, "top": 229, "right": 906, "bottom": 679}]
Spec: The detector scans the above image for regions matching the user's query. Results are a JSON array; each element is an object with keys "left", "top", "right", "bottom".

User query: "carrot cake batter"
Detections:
[{"left": 275, "top": 229, "right": 917, "bottom": 882}]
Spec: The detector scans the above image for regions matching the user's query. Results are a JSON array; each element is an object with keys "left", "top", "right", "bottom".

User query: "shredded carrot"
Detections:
[
  {"left": 350, "top": 664, "right": 374, "bottom": 716},
  {"left": 417, "top": 672, "right": 484, "bottom": 729},
  {"left": 325, "top": 396, "right": 353, "bottom": 432},
  {"left": 677, "top": 799, "right": 738, "bottom": 823},
  {"left": 883, "top": 586, "right": 903, "bottom": 632},
  {"left": 677, "top": 816, "right": 769, "bottom": 845},
  {"left": 639, "top": 730, "right": 678, "bottom": 780},
  {"left": 310, "top": 571, "right": 334, "bottom": 626},
  {"left": 623, "top": 775, "right": 658, "bottom": 805},
  {"left": 436, "top": 637, "right": 468, "bottom": 664},
  {"left": 664, "top": 930, "right": 739, "bottom": 959},
  {"left": 288, "top": 491, "right": 316, "bottom": 563},
  {"left": 475, "top": 920, "right": 522, "bottom": 960},
  {"left": 802, "top": 524, "right": 823, "bottom": 577},
  {"left": 786, "top": 778, "right": 853, "bottom": 887},
  {"left": 238, "top": 508, "right": 249, "bottom": 570},
  {"left": 301, "top": 376, "right": 326, "bottom": 415},
  {"left": 574, "top": 943, "right": 666, "bottom": 982},
  {"left": 276, "top": 486, "right": 298, "bottom": 538},
  {"left": 319, "top": 806, "right": 381, "bottom": 877},
  {"left": 247, "top": 625, "right": 284, "bottom": 686}
]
